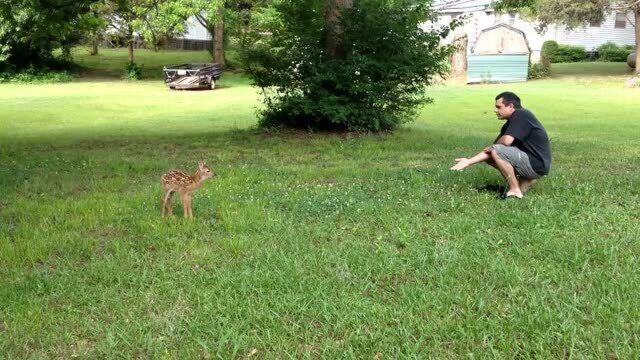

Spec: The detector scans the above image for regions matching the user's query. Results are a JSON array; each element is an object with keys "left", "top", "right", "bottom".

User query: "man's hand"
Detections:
[
  {"left": 450, "top": 158, "right": 471, "bottom": 171},
  {"left": 483, "top": 146, "right": 494, "bottom": 154}
]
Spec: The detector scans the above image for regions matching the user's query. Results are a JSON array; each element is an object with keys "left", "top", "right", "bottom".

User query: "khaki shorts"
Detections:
[{"left": 492, "top": 144, "right": 542, "bottom": 179}]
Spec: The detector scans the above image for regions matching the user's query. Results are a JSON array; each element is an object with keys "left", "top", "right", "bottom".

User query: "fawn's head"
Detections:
[{"left": 198, "top": 161, "right": 215, "bottom": 179}]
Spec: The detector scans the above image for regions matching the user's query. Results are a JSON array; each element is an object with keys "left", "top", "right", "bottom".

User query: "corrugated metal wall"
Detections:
[{"left": 467, "top": 54, "right": 529, "bottom": 83}]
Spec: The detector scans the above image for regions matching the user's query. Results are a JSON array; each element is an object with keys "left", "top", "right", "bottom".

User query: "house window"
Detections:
[
  {"left": 508, "top": 12, "right": 516, "bottom": 26},
  {"left": 589, "top": 19, "right": 602, "bottom": 27},
  {"left": 615, "top": 12, "right": 627, "bottom": 29},
  {"left": 449, "top": 12, "right": 463, "bottom": 20}
]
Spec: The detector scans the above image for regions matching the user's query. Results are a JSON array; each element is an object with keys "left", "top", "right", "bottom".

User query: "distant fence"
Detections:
[
  {"left": 100, "top": 37, "right": 213, "bottom": 51},
  {"left": 164, "top": 38, "right": 213, "bottom": 51}
]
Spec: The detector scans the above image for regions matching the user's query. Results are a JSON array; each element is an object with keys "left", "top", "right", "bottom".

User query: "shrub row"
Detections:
[
  {"left": 541, "top": 40, "right": 634, "bottom": 64},
  {"left": 541, "top": 41, "right": 586, "bottom": 63},
  {"left": 0, "top": 68, "right": 73, "bottom": 83},
  {"left": 597, "top": 41, "right": 635, "bottom": 62}
]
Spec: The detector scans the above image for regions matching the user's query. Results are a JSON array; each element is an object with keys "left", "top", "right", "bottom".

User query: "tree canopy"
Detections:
[
  {"left": 244, "top": 0, "right": 456, "bottom": 131},
  {"left": 0, "top": 0, "right": 98, "bottom": 68},
  {"left": 493, "top": 0, "right": 614, "bottom": 29}
]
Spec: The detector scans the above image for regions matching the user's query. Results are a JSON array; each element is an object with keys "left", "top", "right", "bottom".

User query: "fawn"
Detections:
[{"left": 161, "top": 162, "right": 216, "bottom": 218}]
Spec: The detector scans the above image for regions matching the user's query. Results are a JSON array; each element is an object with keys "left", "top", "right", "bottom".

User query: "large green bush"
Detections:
[
  {"left": 533, "top": 40, "right": 556, "bottom": 79},
  {"left": 243, "top": 0, "right": 454, "bottom": 132},
  {"left": 597, "top": 41, "right": 634, "bottom": 62},
  {"left": 540, "top": 40, "right": 558, "bottom": 63}
]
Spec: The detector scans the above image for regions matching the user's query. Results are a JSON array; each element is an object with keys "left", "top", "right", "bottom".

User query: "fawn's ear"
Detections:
[{"left": 199, "top": 161, "right": 206, "bottom": 169}]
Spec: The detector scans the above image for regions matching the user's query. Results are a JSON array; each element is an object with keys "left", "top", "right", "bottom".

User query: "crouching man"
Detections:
[{"left": 451, "top": 92, "right": 551, "bottom": 198}]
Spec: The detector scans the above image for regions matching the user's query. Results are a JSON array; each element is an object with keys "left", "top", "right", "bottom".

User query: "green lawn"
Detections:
[
  {"left": 72, "top": 47, "right": 240, "bottom": 79},
  {"left": 1, "top": 49, "right": 639, "bottom": 358},
  {"left": 551, "top": 61, "right": 635, "bottom": 78}
]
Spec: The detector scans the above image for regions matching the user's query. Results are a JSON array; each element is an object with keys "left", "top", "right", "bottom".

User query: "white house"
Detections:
[
  {"left": 432, "top": 0, "right": 636, "bottom": 62},
  {"left": 178, "top": 16, "right": 212, "bottom": 41},
  {"left": 177, "top": 2, "right": 636, "bottom": 61}
]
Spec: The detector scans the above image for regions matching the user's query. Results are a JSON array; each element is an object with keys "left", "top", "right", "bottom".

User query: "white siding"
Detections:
[
  {"left": 428, "top": 1, "right": 637, "bottom": 63},
  {"left": 180, "top": 1, "right": 637, "bottom": 50},
  {"left": 545, "top": 11, "right": 636, "bottom": 52},
  {"left": 178, "top": 16, "right": 212, "bottom": 41}
]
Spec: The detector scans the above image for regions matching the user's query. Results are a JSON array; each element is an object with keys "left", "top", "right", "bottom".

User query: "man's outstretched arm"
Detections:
[
  {"left": 450, "top": 150, "right": 491, "bottom": 171},
  {"left": 450, "top": 135, "right": 515, "bottom": 171}
]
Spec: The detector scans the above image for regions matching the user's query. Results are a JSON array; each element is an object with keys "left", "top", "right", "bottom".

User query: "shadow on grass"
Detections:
[
  {"left": 475, "top": 183, "right": 508, "bottom": 199},
  {"left": 0, "top": 125, "right": 489, "bottom": 191},
  {"left": 2, "top": 123, "right": 434, "bottom": 149},
  {"left": 74, "top": 58, "right": 247, "bottom": 82},
  {"left": 77, "top": 65, "right": 174, "bottom": 82},
  {"left": 74, "top": 67, "right": 244, "bottom": 91}
]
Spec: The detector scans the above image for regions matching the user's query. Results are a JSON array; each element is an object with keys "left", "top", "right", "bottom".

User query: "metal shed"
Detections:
[{"left": 467, "top": 24, "right": 531, "bottom": 83}]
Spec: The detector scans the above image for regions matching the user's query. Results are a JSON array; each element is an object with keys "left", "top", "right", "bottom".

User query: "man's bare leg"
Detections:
[
  {"left": 518, "top": 178, "right": 536, "bottom": 194},
  {"left": 490, "top": 149, "right": 522, "bottom": 197},
  {"left": 489, "top": 157, "right": 536, "bottom": 195}
]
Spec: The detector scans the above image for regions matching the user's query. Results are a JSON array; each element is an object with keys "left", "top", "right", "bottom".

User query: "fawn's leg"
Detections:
[
  {"left": 161, "top": 190, "right": 173, "bottom": 217},
  {"left": 180, "top": 192, "right": 191, "bottom": 218},
  {"left": 179, "top": 192, "right": 188, "bottom": 218},
  {"left": 185, "top": 194, "right": 193, "bottom": 218},
  {"left": 165, "top": 191, "right": 174, "bottom": 216}
]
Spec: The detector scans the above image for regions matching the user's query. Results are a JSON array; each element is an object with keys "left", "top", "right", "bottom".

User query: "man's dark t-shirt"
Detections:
[{"left": 499, "top": 108, "right": 551, "bottom": 176}]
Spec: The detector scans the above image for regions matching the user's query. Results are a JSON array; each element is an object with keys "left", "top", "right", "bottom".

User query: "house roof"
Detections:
[{"left": 433, "top": 0, "right": 492, "bottom": 13}]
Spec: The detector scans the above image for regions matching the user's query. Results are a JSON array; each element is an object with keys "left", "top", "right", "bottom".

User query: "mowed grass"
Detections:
[
  {"left": 1, "top": 49, "right": 640, "bottom": 358},
  {"left": 72, "top": 47, "right": 240, "bottom": 79}
]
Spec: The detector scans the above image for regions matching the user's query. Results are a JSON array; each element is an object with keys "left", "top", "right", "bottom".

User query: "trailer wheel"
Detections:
[{"left": 209, "top": 80, "right": 216, "bottom": 90}]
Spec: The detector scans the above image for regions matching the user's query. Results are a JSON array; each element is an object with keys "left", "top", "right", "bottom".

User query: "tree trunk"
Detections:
[
  {"left": 90, "top": 39, "right": 99, "bottom": 56},
  {"left": 635, "top": 7, "right": 640, "bottom": 74},
  {"left": 128, "top": 41, "right": 134, "bottom": 64},
  {"left": 214, "top": 5, "right": 225, "bottom": 67},
  {"left": 324, "top": 0, "right": 353, "bottom": 59},
  {"left": 151, "top": 32, "right": 159, "bottom": 52},
  {"left": 450, "top": 34, "right": 468, "bottom": 76}
]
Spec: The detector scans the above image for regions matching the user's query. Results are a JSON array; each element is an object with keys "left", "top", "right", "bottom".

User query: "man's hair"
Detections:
[{"left": 495, "top": 92, "right": 522, "bottom": 109}]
